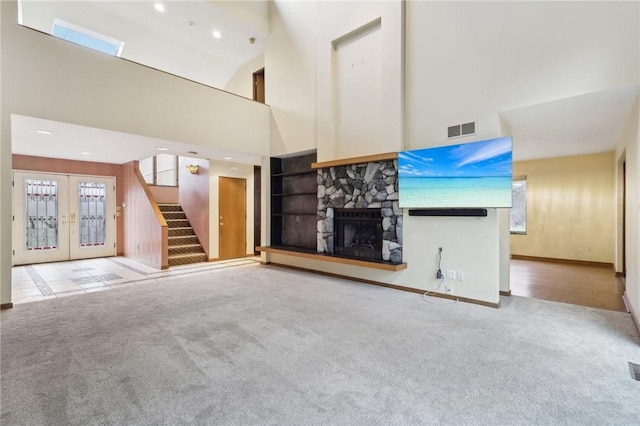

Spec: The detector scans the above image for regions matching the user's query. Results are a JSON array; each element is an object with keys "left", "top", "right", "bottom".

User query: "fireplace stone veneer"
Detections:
[{"left": 317, "top": 160, "right": 403, "bottom": 263}]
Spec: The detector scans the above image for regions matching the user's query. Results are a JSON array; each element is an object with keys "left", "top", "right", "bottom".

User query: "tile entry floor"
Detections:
[{"left": 11, "top": 256, "right": 260, "bottom": 305}]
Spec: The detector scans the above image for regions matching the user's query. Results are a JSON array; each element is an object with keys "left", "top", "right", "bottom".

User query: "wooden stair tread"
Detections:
[{"left": 160, "top": 204, "right": 206, "bottom": 266}]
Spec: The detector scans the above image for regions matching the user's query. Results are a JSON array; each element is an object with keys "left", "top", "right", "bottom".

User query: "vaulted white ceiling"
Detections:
[
  {"left": 501, "top": 84, "right": 639, "bottom": 161},
  {"left": 11, "top": 0, "right": 640, "bottom": 165},
  {"left": 19, "top": 0, "right": 268, "bottom": 89}
]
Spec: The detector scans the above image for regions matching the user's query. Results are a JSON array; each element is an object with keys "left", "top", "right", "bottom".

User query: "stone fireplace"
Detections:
[{"left": 317, "top": 160, "right": 403, "bottom": 263}]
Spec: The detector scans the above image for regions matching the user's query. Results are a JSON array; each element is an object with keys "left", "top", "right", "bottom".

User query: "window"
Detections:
[
  {"left": 52, "top": 19, "right": 124, "bottom": 56},
  {"left": 139, "top": 155, "right": 179, "bottom": 187},
  {"left": 510, "top": 176, "right": 527, "bottom": 234},
  {"left": 156, "top": 154, "right": 177, "bottom": 186},
  {"left": 139, "top": 157, "right": 154, "bottom": 185}
]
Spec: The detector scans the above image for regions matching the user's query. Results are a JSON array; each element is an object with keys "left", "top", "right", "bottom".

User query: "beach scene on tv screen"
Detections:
[{"left": 398, "top": 137, "right": 513, "bottom": 208}]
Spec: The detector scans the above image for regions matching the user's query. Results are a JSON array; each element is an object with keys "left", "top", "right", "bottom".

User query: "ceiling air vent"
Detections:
[{"left": 447, "top": 121, "right": 476, "bottom": 139}]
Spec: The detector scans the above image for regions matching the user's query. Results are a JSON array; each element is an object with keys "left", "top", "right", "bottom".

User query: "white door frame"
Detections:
[{"left": 12, "top": 171, "right": 116, "bottom": 265}]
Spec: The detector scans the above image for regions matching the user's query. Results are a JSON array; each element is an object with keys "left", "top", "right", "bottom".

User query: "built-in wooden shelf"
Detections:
[
  {"left": 270, "top": 153, "right": 318, "bottom": 250},
  {"left": 256, "top": 246, "right": 408, "bottom": 272},
  {"left": 311, "top": 152, "right": 398, "bottom": 169}
]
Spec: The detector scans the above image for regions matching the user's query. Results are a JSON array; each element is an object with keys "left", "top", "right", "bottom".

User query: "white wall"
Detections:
[
  {"left": 0, "top": 0, "right": 10, "bottom": 306},
  {"left": 267, "top": 0, "right": 404, "bottom": 161},
  {"left": 225, "top": 54, "right": 265, "bottom": 100},
  {"left": 498, "top": 209, "right": 511, "bottom": 294},
  {"left": 267, "top": 1, "right": 318, "bottom": 156},
  {"left": 333, "top": 20, "right": 383, "bottom": 158},
  {"left": 208, "top": 161, "right": 255, "bottom": 259},
  {"left": 269, "top": 209, "right": 501, "bottom": 305},
  {"left": 315, "top": 1, "right": 404, "bottom": 161},
  {"left": 616, "top": 95, "right": 640, "bottom": 325}
]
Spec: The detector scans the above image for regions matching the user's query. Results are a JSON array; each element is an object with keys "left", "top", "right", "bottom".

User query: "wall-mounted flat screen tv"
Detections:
[{"left": 398, "top": 136, "right": 512, "bottom": 209}]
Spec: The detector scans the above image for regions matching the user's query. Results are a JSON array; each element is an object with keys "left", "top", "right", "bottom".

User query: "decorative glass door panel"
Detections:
[
  {"left": 69, "top": 176, "right": 115, "bottom": 260},
  {"left": 13, "top": 172, "right": 116, "bottom": 265},
  {"left": 14, "top": 172, "right": 69, "bottom": 264},
  {"left": 25, "top": 179, "right": 59, "bottom": 251},
  {"left": 79, "top": 181, "right": 106, "bottom": 247}
]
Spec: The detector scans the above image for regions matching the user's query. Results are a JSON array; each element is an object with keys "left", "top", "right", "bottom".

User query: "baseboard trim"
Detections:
[
  {"left": 208, "top": 255, "right": 257, "bottom": 263},
  {"left": 500, "top": 290, "right": 512, "bottom": 296},
  {"left": 1, "top": 303, "right": 14, "bottom": 310},
  {"left": 511, "top": 255, "right": 613, "bottom": 269},
  {"left": 624, "top": 293, "right": 640, "bottom": 338},
  {"left": 265, "top": 262, "right": 500, "bottom": 309},
  {"left": 615, "top": 272, "right": 626, "bottom": 277}
]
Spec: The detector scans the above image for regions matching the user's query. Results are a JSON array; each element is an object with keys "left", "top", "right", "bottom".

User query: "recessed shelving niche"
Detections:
[{"left": 270, "top": 152, "right": 318, "bottom": 250}]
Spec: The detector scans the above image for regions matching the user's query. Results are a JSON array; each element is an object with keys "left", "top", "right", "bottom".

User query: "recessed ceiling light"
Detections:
[
  {"left": 81, "top": 152, "right": 91, "bottom": 155},
  {"left": 36, "top": 129, "right": 53, "bottom": 135},
  {"left": 154, "top": 3, "right": 165, "bottom": 13},
  {"left": 212, "top": 30, "right": 222, "bottom": 39},
  {"left": 224, "top": 156, "right": 232, "bottom": 160},
  {"left": 157, "top": 147, "right": 168, "bottom": 151}
]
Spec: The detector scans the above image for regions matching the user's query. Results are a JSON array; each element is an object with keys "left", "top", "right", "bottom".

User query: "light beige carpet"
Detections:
[{"left": 2, "top": 263, "right": 639, "bottom": 425}]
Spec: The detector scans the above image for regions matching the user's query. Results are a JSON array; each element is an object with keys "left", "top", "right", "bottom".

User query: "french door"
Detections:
[{"left": 13, "top": 171, "right": 116, "bottom": 265}]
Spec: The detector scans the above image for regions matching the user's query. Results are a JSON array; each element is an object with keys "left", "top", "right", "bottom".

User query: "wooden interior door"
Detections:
[
  {"left": 219, "top": 177, "right": 246, "bottom": 259},
  {"left": 253, "top": 166, "right": 261, "bottom": 254},
  {"left": 253, "top": 68, "right": 265, "bottom": 103}
]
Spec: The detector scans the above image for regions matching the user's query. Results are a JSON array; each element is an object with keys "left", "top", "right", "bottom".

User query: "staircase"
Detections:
[{"left": 158, "top": 204, "right": 208, "bottom": 266}]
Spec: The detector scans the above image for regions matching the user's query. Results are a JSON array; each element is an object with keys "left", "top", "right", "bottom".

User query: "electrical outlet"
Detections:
[
  {"left": 587, "top": 245, "right": 592, "bottom": 252},
  {"left": 445, "top": 285, "right": 453, "bottom": 294},
  {"left": 457, "top": 271, "right": 464, "bottom": 281},
  {"left": 446, "top": 269, "right": 456, "bottom": 279}
]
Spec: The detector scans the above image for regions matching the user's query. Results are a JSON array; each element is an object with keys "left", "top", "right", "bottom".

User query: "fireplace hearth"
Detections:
[{"left": 334, "top": 208, "right": 382, "bottom": 261}]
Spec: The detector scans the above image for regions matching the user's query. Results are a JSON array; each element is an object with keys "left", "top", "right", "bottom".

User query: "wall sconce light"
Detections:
[{"left": 186, "top": 164, "right": 200, "bottom": 174}]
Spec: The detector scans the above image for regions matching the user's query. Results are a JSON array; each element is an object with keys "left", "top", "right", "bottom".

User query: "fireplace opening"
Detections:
[{"left": 334, "top": 208, "right": 382, "bottom": 261}]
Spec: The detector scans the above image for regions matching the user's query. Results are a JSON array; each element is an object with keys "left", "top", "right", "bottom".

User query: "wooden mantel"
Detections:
[
  {"left": 311, "top": 152, "right": 398, "bottom": 170},
  {"left": 256, "top": 246, "right": 408, "bottom": 272}
]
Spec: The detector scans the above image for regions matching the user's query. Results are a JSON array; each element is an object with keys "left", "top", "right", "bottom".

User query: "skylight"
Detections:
[{"left": 52, "top": 19, "right": 124, "bottom": 57}]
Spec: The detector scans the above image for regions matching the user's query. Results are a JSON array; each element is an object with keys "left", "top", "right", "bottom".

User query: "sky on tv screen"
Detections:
[{"left": 398, "top": 137, "right": 513, "bottom": 209}]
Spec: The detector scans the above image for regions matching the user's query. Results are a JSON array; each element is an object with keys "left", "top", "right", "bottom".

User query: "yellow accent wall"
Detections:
[{"left": 511, "top": 152, "right": 615, "bottom": 263}]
